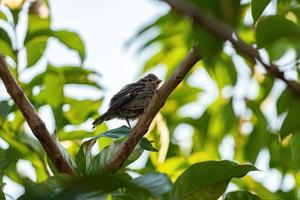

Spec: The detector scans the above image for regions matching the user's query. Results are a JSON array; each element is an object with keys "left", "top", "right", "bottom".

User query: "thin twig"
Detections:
[
  {"left": 0, "top": 54, "right": 75, "bottom": 175},
  {"left": 105, "top": 46, "right": 201, "bottom": 172},
  {"left": 162, "top": 0, "right": 300, "bottom": 97}
]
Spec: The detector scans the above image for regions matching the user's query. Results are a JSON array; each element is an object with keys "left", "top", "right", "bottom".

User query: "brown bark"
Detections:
[
  {"left": 0, "top": 54, "right": 75, "bottom": 175},
  {"left": 162, "top": 0, "right": 300, "bottom": 97},
  {"left": 105, "top": 46, "right": 201, "bottom": 172}
]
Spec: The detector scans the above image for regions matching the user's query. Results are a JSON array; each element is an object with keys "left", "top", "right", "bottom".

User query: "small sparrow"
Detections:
[{"left": 92, "top": 73, "right": 161, "bottom": 128}]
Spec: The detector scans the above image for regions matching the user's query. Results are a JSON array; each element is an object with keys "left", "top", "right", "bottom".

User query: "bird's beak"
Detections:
[{"left": 156, "top": 79, "right": 162, "bottom": 84}]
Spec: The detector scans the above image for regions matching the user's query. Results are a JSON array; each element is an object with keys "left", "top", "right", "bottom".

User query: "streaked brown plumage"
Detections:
[{"left": 92, "top": 73, "right": 161, "bottom": 128}]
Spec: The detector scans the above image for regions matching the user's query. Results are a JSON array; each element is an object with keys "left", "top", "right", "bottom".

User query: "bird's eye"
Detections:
[{"left": 148, "top": 78, "right": 153, "bottom": 82}]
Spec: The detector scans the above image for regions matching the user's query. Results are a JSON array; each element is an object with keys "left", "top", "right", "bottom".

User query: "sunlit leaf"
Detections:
[
  {"left": 25, "top": 36, "right": 48, "bottom": 67},
  {"left": 52, "top": 30, "right": 85, "bottom": 63},
  {"left": 0, "top": 28, "right": 15, "bottom": 60},
  {"left": 0, "top": 10, "right": 7, "bottom": 21},
  {"left": 57, "top": 130, "right": 95, "bottom": 141},
  {"left": 44, "top": 71, "right": 64, "bottom": 107},
  {"left": 27, "top": 14, "right": 50, "bottom": 34}
]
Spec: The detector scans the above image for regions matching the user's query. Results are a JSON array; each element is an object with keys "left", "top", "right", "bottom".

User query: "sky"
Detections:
[{"left": 44, "top": 0, "right": 170, "bottom": 130}]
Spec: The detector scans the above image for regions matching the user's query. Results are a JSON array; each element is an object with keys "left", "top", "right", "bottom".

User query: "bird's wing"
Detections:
[{"left": 108, "top": 83, "right": 144, "bottom": 111}]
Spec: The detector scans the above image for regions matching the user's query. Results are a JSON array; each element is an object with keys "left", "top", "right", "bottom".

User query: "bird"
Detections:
[{"left": 92, "top": 73, "right": 162, "bottom": 129}]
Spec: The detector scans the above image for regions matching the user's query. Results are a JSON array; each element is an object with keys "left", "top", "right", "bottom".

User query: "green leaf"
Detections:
[
  {"left": 0, "top": 148, "right": 19, "bottom": 171},
  {"left": 0, "top": 100, "right": 13, "bottom": 118},
  {"left": 91, "top": 140, "right": 143, "bottom": 174},
  {"left": 139, "top": 138, "right": 158, "bottom": 152},
  {"left": 27, "top": 65, "right": 101, "bottom": 90},
  {"left": 0, "top": 40, "right": 15, "bottom": 61},
  {"left": 27, "top": 14, "right": 50, "bottom": 34},
  {"left": 57, "top": 130, "right": 95, "bottom": 141},
  {"left": 25, "top": 14, "right": 50, "bottom": 67},
  {"left": 25, "top": 36, "right": 48, "bottom": 67},
  {"left": 194, "top": 26, "right": 224, "bottom": 64},
  {"left": 245, "top": 102, "right": 270, "bottom": 163},
  {"left": 18, "top": 132, "right": 44, "bottom": 156},
  {"left": 233, "top": 176, "right": 278, "bottom": 200},
  {"left": 251, "top": 0, "right": 271, "bottom": 23},
  {"left": 276, "top": 189, "right": 298, "bottom": 200},
  {"left": 280, "top": 99, "right": 300, "bottom": 139},
  {"left": 256, "top": 15, "right": 300, "bottom": 48},
  {"left": 0, "top": 183, "right": 5, "bottom": 200},
  {"left": 172, "top": 160, "right": 257, "bottom": 200},
  {"left": 0, "top": 28, "right": 15, "bottom": 60},
  {"left": 277, "top": 89, "right": 293, "bottom": 115},
  {"left": 206, "top": 53, "right": 237, "bottom": 88},
  {"left": 52, "top": 30, "right": 86, "bottom": 63},
  {"left": 99, "top": 126, "right": 158, "bottom": 151},
  {"left": 0, "top": 10, "right": 7, "bottom": 21},
  {"left": 101, "top": 125, "right": 130, "bottom": 138},
  {"left": 58, "top": 66, "right": 101, "bottom": 88},
  {"left": 0, "top": 28, "right": 12, "bottom": 48},
  {"left": 277, "top": 0, "right": 292, "bottom": 15},
  {"left": 225, "top": 190, "right": 261, "bottom": 200},
  {"left": 48, "top": 134, "right": 77, "bottom": 174},
  {"left": 20, "top": 174, "right": 153, "bottom": 200},
  {"left": 11, "top": 8, "right": 21, "bottom": 25},
  {"left": 290, "top": 132, "right": 300, "bottom": 166},
  {"left": 266, "top": 39, "right": 291, "bottom": 61},
  {"left": 58, "top": 143, "right": 77, "bottom": 170},
  {"left": 43, "top": 71, "right": 64, "bottom": 107},
  {"left": 25, "top": 29, "right": 86, "bottom": 64},
  {"left": 132, "top": 173, "right": 173, "bottom": 198},
  {"left": 76, "top": 139, "right": 97, "bottom": 175},
  {"left": 64, "top": 98, "right": 101, "bottom": 124}
]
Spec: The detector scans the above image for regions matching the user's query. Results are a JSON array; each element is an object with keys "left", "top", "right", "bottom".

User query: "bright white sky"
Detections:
[{"left": 48, "top": 0, "right": 167, "bottom": 99}]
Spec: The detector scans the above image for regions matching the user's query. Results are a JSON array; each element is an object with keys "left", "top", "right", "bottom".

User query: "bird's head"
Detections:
[{"left": 138, "top": 73, "right": 162, "bottom": 89}]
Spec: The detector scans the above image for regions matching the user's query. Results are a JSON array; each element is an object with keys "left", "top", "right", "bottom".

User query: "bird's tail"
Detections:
[{"left": 92, "top": 112, "right": 110, "bottom": 128}]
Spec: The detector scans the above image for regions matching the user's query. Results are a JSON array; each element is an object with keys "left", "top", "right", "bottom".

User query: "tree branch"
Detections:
[
  {"left": 105, "top": 46, "right": 201, "bottom": 172},
  {"left": 0, "top": 54, "right": 75, "bottom": 175},
  {"left": 162, "top": 0, "right": 300, "bottom": 97}
]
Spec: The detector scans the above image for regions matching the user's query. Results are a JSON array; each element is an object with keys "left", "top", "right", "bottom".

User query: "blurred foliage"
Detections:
[{"left": 0, "top": 0, "right": 300, "bottom": 199}]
